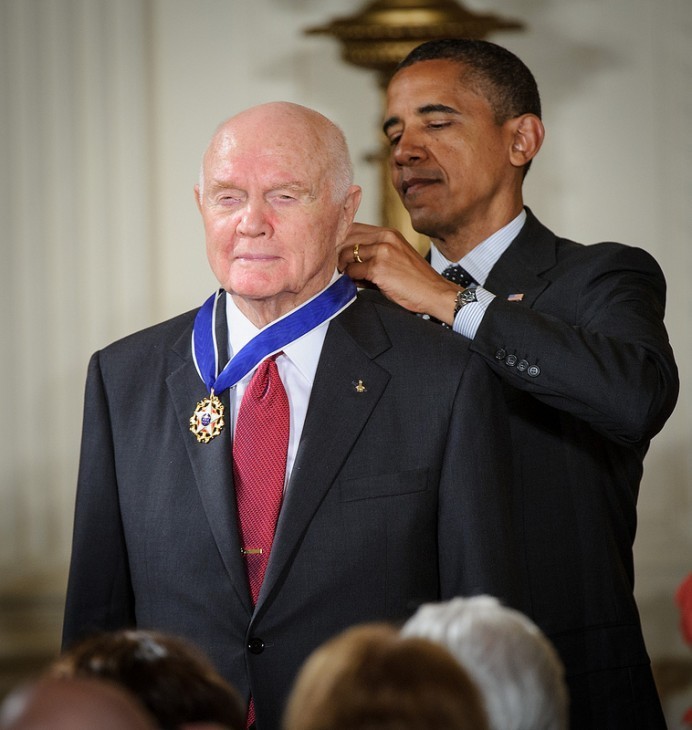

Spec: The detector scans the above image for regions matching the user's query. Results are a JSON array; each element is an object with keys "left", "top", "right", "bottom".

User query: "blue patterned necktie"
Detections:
[
  {"left": 441, "top": 263, "right": 476, "bottom": 288},
  {"left": 426, "top": 264, "right": 477, "bottom": 328}
]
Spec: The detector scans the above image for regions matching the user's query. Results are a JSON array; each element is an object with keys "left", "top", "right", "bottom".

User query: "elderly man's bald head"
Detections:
[{"left": 199, "top": 102, "right": 353, "bottom": 204}]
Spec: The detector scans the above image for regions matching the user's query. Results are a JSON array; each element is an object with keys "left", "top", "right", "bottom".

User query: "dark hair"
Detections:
[
  {"left": 50, "top": 630, "right": 245, "bottom": 730},
  {"left": 397, "top": 38, "right": 541, "bottom": 124}
]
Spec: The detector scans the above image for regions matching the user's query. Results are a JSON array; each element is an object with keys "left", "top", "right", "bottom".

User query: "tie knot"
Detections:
[
  {"left": 441, "top": 264, "right": 476, "bottom": 289},
  {"left": 248, "top": 355, "right": 283, "bottom": 402}
]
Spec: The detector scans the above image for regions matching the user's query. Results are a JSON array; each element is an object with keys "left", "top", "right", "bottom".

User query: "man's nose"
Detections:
[
  {"left": 392, "top": 129, "right": 427, "bottom": 166},
  {"left": 236, "top": 201, "right": 272, "bottom": 237}
]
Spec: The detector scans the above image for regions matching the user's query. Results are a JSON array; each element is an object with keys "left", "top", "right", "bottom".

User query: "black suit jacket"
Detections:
[
  {"left": 469, "top": 209, "right": 679, "bottom": 727},
  {"left": 63, "top": 288, "right": 519, "bottom": 730}
]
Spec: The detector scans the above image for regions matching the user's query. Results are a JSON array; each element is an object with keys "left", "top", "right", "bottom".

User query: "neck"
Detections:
[
  {"left": 231, "top": 277, "right": 335, "bottom": 330},
  {"left": 232, "top": 295, "right": 302, "bottom": 330},
  {"left": 431, "top": 202, "right": 524, "bottom": 261}
]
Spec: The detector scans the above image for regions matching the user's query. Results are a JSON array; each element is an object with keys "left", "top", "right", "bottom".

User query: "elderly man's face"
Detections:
[{"left": 196, "top": 109, "right": 359, "bottom": 325}]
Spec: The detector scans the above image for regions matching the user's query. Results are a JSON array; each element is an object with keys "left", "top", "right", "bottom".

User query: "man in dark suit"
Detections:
[
  {"left": 339, "top": 39, "right": 679, "bottom": 729},
  {"left": 62, "top": 101, "right": 520, "bottom": 730}
]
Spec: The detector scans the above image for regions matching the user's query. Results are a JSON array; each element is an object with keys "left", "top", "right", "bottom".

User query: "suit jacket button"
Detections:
[
  {"left": 495, "top": 348, "right": 507, "bottom": 360},
  {"left": 505, "top": 354, "right": 518, "bottom": 367},
  {"left": 517, "top": 359, "right": 529, "bottom": 372},
  {"left": 248, "top": 638, "right": 265, "bottom": 654},
  {"left": 527, "top": 365, "right": 541, "bottom": 378}
]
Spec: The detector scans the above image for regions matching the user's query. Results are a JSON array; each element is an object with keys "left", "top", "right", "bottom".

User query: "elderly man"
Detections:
[{"left": 63, "top": 102, "right": 519, "bottom": 729}]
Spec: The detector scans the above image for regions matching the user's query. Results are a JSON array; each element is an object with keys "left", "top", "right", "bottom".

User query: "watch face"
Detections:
[
  {"left": 454, "top": 286, "right": 478, "bottom": 318},
  {"left": 461, "top": 288, "right": 477, "bottom": 304}
]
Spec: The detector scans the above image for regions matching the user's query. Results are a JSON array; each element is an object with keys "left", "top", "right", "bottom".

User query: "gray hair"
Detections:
[
  {"left": 402, "top": 596, "right": 568, "bottom": 730},
  {"left": 321, "top": 117, "right": 353, "bottom": 203}
]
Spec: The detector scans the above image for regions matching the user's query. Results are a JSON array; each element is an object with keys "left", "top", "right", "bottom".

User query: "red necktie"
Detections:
[
  {"left": 233, "top": 356, "right": 289, "bottom": 730},
  {"left": 233, "top": 355, "right": 289, "bottom": 606}
]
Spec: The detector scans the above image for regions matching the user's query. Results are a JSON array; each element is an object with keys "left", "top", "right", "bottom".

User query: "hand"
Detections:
[{"left": 338, "top": 222, "right": 461, "bottom": 325}]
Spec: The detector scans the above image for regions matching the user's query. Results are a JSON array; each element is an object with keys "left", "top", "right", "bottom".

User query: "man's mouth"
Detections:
[
  {"left": 401, "top": 177, "right": 438, "bottom": 196},
  {"left": 234, "top": 252, "right": 279, "bottom": 262}
]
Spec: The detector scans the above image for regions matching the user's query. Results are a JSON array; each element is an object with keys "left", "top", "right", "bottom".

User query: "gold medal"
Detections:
[{"left": 189, "top": 391, "right": 225, "bottom": 443}]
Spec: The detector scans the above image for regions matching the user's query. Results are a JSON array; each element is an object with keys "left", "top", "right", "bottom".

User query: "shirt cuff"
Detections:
[{"left": 452, "top": 287, "right": 494, "bottom": 338}]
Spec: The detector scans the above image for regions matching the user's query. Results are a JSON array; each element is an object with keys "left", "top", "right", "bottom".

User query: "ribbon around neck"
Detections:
[{"left": 191, "top": 275, "right": 357, "bottom": 395}]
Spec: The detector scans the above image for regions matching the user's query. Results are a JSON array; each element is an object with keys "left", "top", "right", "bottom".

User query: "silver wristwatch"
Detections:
[{"left": 453, "top": 286, "right": 478, "bottom": 318}]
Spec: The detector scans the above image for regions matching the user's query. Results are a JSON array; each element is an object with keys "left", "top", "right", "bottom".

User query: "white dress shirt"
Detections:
[
  {"left": 430, "top": 209, "right": 527, "bottom": 338},
  {"left": 224, "top": 273, "right": 342, "bottom": 489}
]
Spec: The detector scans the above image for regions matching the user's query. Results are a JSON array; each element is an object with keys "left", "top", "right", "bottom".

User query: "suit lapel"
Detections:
[
  {"left": 256, "top": 295, "right": 392, "bottom": 608},
  {"left": 167, "top": 319, "right": 252, "bottom": 612},
  {"left": 165, "top": 294, "right": 396, "bottom": 614},
  {"left": 425, "top": 208, "right": 557, "bottom": 308},
  {"left": 484, "top": 208, "right": 556, "bottom": 308}
]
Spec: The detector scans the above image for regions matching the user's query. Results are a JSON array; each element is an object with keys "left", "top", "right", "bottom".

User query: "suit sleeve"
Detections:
[
  {"left": 62, "top": 351, "right": 136, "bottom": 649},
  {"left": 438, "top": 352, "right": 527, "bottom": 613},
  {"left": 471, "top": 244, "right": 679, "bottom": 445}
]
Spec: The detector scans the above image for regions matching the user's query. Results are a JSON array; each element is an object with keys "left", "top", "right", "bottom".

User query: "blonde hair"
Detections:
[{"left": 283, "top": 623, "right": 488, "bottom": 730}]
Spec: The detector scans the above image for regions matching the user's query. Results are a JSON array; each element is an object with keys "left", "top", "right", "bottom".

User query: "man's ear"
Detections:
[
  {"left": 194, "top": 184, "right": 203, "bottom": 214},
  {"left": 343, "top": 185, "right": 362, "bottom": 227},
  {"left": 509, "top": 114, "right": 545, "bottom": 169},
  {"left": 335, "top": 185, "right": 362, "bottom": 248}
]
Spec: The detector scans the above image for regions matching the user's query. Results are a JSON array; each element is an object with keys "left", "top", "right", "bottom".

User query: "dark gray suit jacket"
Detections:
[
  {"left": 469, "top": 209, "right": 679, "bottom": 728},
  {"left": 63, "top": 288, "right": 519, "bottom": 730}
]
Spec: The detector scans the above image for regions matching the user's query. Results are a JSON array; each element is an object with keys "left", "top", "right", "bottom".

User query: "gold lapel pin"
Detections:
[{"left": 352, "top": 379, "right": 367, "bottom": 393}]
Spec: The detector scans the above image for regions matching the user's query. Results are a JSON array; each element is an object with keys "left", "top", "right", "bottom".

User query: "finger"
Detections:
[
  {"left": 348, "top": 221, "right": 381, "bottom": 236},
  {"left": 338, "top": 241, "right": 371, "bottom": 269},
  {"left": 345, "top": 222, "right": 401, "bottom": 247}
]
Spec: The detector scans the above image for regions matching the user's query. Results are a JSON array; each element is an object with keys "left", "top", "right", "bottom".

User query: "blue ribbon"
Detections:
[{"left": 192, "top": 275, "right": 357, "bottom": 395}]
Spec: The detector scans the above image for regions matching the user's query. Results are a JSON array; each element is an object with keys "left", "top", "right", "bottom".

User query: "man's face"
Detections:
[
  {"left": 384, "top": 59, "right": 518, "bottom": 241},
  {"left": 197, "top": 110, "right": 358, "bottom": 321}
]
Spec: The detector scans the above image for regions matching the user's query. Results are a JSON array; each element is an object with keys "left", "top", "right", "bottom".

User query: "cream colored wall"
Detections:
[{"left": 1, "top": 0, "right": 690, "bottom": 717}]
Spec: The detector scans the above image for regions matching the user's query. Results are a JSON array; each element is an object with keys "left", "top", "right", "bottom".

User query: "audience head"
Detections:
[
  {"left": 0, "top": 676, "right": 156, "bottom": 730},
  {"left": 49, "top": 629, "right": 245, "bottom": 730},
  {"left": 283, "top": 622, "right": 489, "bottom": 730},
  {"left": 401, "top": 596, "right": 568, "bottom": 730}
]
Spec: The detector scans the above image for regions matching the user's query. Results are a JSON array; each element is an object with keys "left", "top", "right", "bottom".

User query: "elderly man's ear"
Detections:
[{"left": 338, "top": 185, "right": 362, "bottom": 238}]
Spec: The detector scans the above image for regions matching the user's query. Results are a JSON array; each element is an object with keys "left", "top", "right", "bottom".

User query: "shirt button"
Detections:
[
  {"left": 517, "top": 360, "right": 529, "bottom": 372},
  {"left": 248, "top": 638, "right": 265, "bottom": 654},
  {"left": 527, "top": 365, "right": 541, "bottom": 378},
  {"left": 495, "top": 348, "right": 507, "bottom": 360},
  {"left": 505, "top": 354, "right": 518, "bottom": 367}
]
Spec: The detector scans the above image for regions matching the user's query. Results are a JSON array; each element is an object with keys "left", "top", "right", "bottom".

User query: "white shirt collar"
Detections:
[
  {"left": 224, "top": 271, "right": 339, "bottom": 384},
  {"left": 430, "top": 209, "right": 527, "bottom": 285}
]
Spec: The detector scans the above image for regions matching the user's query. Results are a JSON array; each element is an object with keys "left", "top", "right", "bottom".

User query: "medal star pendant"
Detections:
[{"left": 189, "top": 392, "right": 225, "bottom": 443}]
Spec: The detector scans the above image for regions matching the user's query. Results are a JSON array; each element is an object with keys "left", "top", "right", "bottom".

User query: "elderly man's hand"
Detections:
[{"left": 338, "top": 222, "right": 460, "bottom": 326}]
